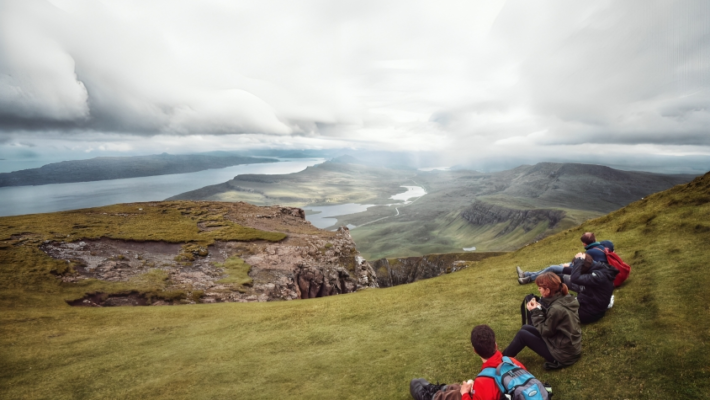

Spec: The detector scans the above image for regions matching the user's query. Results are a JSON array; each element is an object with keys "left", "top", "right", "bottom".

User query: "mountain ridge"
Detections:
[{"left": 170, "top": 160, "right": 695, "bottom": 258}]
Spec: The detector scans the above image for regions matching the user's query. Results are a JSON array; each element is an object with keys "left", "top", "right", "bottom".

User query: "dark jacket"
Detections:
[
  {"left": 584, "top": 242, "right": 608, "bottom": 263},
  {"left": 530, "top": 292, "right": 582, "bottom": 366},
  {"left": 570, "top": 257, "right": 618, "bottom": 324}
]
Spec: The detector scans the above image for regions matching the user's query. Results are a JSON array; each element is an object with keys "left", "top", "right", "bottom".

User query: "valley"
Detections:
[{"left": 173, "top": 158, "right": 695, "bottom": 259}]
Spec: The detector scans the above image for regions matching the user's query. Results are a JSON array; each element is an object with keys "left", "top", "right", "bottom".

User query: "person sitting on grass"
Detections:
[
  {"left": 410, "top": 324, "right": 527, "bottom": 400},
  {"left": 566, "top": 252, "right": 618, "bottom": 324},
  {"left": 503, "top": 272, "right": 582, "bottom": 370},
  {"left": 515, "top": 232, "right": 611, "bottom": 284}
]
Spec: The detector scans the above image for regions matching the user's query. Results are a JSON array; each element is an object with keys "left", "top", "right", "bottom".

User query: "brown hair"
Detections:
[
  {"left": 535, "top": 272, "right": 569, "bottom": 296},
  {"left": 580, "top": 254, "right": 593, "bottom": 274},
  {"left": 580, "top": 232, "right": 596, "bottom": 245},
  {"left": 470, "top": 324, "right": 497, "bottom": 359}
]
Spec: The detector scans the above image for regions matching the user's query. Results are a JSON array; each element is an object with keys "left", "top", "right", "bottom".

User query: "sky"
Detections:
[{"left": 1, "top": 0, "right": 709, "bottom": 172}]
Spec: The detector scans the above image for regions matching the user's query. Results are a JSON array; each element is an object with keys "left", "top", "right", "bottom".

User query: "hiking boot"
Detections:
[
  {"left": 543, "top": 360, "right": 564, "bottom": 370},
  {"left": 410, "top": 379, "right": 446, "bottom": 400},
  {"left": 518, "top": 276, "right": 532, "bottom": 285},
  {"left": 516, "top": 266, "right": 525, "bottom": 279}
]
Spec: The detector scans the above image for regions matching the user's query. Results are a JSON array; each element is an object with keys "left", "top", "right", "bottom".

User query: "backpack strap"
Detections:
[
  {"left": 477, "top": 357, "right": 518, "bottom": 394},
  {"left": 477, "top": 367, "right": 506, "bottom": 394}
]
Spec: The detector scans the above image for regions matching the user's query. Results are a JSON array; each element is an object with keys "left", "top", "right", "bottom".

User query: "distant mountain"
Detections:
[
  {"left": 170, "top": 159, "right": 697, "bottom": 258},
  {"left": 0, "top": 153, "right": 278, "bottom": 187}
]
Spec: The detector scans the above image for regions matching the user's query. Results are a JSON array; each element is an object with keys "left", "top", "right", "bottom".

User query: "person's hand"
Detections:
[
  {"left": 575, "top": 252, "right": 585, "bottom": 259},
  {"left": 526, "top": 298, "right": 539, "bottom": 311},
  {"left": 460, "top": 380, "right": 473, "bottom": 396}
]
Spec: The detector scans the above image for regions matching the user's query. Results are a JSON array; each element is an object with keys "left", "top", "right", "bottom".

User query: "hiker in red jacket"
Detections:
[{"left": 410, "top": 325, "right": 527, "bottom": 400}]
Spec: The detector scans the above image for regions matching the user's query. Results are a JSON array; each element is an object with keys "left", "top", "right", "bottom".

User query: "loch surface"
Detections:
[{"left": 0, "top": 159, "right": 324, "bottom": 217}]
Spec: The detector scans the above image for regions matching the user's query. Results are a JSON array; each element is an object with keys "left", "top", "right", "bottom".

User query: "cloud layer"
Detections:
[{"left": 1, "top": 0, "right": 708, "bottom": 168}]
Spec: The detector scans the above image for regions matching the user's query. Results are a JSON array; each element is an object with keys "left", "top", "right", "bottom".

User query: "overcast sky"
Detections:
[{"left": 1, "top": 0, "right": 709, "bottom": 172}]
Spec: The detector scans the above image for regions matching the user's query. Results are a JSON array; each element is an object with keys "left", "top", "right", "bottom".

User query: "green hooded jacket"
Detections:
[{"left": 531, "top": 292, "right": 582, "bottom": 366}]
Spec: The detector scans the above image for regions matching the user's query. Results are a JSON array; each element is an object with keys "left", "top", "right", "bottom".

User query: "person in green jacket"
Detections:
[{"left": 503, "top": 272, "right": 582, "bottom": 369}]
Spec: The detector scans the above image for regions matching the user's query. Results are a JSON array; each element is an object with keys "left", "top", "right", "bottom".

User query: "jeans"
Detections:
[
  {"left": 525, "top": 264, "right": 565, "bottom": 281},
  {"left": 502, "top": 325, "right": 556, "bottom": 363}
]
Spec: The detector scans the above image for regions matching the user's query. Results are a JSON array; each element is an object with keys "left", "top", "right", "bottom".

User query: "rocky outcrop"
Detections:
[
  {"left": 461, "top": 201, "right": 565, "bottom": 236},
  {"left": 372, "top": 252, "right": 505, "bottom": 288},
  {"left": 40, "top": 203, "right": 377, "bottom": 306}
]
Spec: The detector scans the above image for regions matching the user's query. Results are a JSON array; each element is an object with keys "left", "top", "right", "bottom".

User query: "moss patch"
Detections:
[{"left": 215, "top": 256, "right": 253, "bottom": 287}]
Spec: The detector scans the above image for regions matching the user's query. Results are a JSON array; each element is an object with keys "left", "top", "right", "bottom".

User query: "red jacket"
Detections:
[{"left": 462, "top": 351, "right": 526, "bottom": 400}]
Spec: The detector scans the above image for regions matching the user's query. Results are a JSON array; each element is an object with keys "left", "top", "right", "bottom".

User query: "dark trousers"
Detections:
[
  {"left": 502, "top": 324, "right": 556, "bottom": 363},
  {"left": 410, "top": 379, "right": 462, "bottom": 400}
]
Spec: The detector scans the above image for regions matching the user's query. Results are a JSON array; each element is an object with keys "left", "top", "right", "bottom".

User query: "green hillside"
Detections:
[
  {"left": 2, "top": 173, "right": 710, "bottom": 399},
  {"left": 171, "top": 159, "right": 693, "bottom": 259}
]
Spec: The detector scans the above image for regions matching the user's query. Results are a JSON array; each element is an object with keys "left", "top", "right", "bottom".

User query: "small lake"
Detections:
[
  {"left": 0, "top": 158, "right": 324, "bottom": 217},
  {"left": 304, "top": 203, "right": 375, "bottom": 229},
  {"left": 303, "top": 185, "right": 428, "bottom": 229},
  {"left": 389, "top": 185, "right": 427, "bottom": 204}
]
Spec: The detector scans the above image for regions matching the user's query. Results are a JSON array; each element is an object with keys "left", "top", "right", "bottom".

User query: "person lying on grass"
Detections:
[
  {"left": 410, "top": 324, "right": 527, "bottom": 400},
  {"left": 503, "top": 272, "right": 582, "bottom": 370},
  {"left": 515, "top": 231, "right": 612, "bottom": 285},
  {"left": 566, "top": 252, "right": 618, "bottom": 324}
]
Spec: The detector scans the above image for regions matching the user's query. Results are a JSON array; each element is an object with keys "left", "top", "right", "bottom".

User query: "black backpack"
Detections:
[{"left": 520, "top": 294, "right": 542, "bottom": 326}]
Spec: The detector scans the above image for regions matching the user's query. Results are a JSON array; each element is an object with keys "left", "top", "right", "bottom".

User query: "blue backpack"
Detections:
[{"left": 477, "top": 356, "right": 551, "bottom": 400}]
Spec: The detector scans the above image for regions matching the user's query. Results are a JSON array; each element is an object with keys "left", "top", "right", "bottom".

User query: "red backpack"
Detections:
[{"left": 603, "top": 248, "right": 631, "bottom": 287}]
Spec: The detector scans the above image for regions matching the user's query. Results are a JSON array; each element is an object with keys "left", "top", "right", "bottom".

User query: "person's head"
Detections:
[
  {"left": 470, "top": 324, "right": 497, "bottom": 359},
  {"left": 580, "top": 232, "right": 596, "bottom": 245},
  {"left": 535, "top": 272, "right": 569, "bottom": 297},
  {"left": 580, "top": 253, "right": 593, "bottom": 274}
]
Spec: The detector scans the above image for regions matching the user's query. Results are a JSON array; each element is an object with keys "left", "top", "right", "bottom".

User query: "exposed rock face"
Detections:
[
  {"left": 461, "top": 201, "right": 566, "bottom": 236},
  {"left": 41, "top": 203, "right": 377, "bottom": 306},
  {"left": 372, "top": 252, "right": 505, "bottom": 288}
]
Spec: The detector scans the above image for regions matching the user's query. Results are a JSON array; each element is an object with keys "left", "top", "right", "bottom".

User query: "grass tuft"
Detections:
[{"left": 215, "top": 256, "right": 253, "bottom": 287}]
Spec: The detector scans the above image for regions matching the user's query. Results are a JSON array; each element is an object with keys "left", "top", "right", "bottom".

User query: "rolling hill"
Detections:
[
  {"left": 1, "top": 171, "right": 709, "bottom": 399},
  {"left": 173, "top": 159, "right": 694, "bottom": 259}
]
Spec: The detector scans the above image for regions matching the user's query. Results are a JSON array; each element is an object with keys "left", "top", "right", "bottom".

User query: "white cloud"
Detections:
[
  {"left": 0, "top": 1, "right": 89, "bottom": 121},
  {"left": 0, "top": 0, "right": 708, "bottom": 171}
]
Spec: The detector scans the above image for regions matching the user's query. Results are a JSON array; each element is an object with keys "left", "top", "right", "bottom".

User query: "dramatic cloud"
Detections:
[{"left": 0, "top": 0, "right": 708, "bottom": 171}]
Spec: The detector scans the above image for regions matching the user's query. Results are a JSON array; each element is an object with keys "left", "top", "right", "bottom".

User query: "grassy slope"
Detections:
[
  {"left": 2, "top": 174, "right": 710, "bottom": 399},
  {"left": 173, "top": 161, "right": 693, "bottom": 259},
  {"left": 174, "top": 161, "right": 417, "bottom": 208}
]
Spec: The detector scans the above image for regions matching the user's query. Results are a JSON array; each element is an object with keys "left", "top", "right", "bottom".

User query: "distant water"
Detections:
[
  {"left": 304, "top": 203, "right": 375, "bottom": 229},
  {"left": 0, "top": 158, "right": 324, "bottom": 217},
  {"left": 390, "top": 186, "right": 427, "bottom": 203},
  {"left": 303, "top": 185, "right": 428, "bottom": 229}
]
